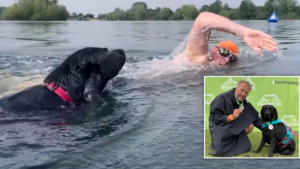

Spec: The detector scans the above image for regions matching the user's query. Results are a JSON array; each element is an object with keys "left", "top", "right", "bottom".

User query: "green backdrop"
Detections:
[{"left": 204, "top": 76, "right": 299, "bottom": 132}]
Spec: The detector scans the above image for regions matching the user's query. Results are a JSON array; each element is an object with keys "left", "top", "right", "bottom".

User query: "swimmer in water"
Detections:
[{"left": 173, "top": 12, "right": 278, "bottom": 66}]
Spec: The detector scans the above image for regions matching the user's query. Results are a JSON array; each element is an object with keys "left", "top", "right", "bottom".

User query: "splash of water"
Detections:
[
  {"left": 0, "top": 25, "right": 283, "bottom": 95},
  {"left": 0, "top": 73, "right": 45, "bottom": 98},
  {"left": 119, "top": 29, "right": 213, "bottom": 80}
]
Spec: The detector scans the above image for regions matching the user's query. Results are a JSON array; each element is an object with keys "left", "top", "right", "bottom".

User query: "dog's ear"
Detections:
[
  {"left": 272, "top": 105, "right": 278, "bottom": 120},
  {"left": 83, "top": 63, "right": 107, "bottom": 103},
  {"left": 101, "top": 48, "right": 108, "bottom": 52},
  {"left": 260, "top": 105, "right": 265, "bottom": 117}
]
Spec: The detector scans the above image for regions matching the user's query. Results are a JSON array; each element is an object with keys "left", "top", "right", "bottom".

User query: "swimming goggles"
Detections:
[{"left": 215, "top": 46, "right": 237, "bottom": 62}]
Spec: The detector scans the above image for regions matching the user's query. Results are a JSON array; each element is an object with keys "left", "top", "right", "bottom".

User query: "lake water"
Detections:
[{"left": 0, "top": 20, "right": 300, "bottom": 169}]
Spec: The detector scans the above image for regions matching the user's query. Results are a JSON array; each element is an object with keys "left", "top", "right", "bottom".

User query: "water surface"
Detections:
[{"left": 0, "top": 20, "right": 300, "bottom": 169}]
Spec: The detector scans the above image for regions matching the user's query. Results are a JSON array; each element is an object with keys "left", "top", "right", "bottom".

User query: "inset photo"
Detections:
[{"left": 204, "top": 76, "right": 299, "bottom": 158}]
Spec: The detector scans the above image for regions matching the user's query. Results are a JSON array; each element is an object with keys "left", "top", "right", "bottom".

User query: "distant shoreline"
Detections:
[{"left": 0, "top": 19, "right": 298, "bottom": 21}]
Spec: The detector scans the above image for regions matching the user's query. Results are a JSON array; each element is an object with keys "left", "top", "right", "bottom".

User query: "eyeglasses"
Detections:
[{"left": 215, "top": 46, "right": 237, "bottom": 62}]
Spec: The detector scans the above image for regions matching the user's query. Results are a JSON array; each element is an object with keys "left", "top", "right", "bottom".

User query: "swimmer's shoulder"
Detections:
[{"left": 172, "top": 51, "right": 209, "bottom": 66}]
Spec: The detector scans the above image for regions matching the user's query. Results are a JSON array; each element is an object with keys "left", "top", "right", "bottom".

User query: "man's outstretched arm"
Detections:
[{"left": 185, "top": 12, "right": 277, "bottom": 59}]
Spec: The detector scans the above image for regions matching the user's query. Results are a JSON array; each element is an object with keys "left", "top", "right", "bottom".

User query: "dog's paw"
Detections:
[{"left": 253, "top": 150, "right": 260, "bottom": 153}]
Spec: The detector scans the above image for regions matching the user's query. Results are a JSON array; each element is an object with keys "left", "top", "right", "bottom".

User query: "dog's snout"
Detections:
[
  {"left": 263, "top": 111, "right": 272, "bottom": 121},
  {"left": 111, "top": 49, "right": 126, "bottom": 66},
  {"left": 116, "top": 49, "right": 125, "bottom": 57}
]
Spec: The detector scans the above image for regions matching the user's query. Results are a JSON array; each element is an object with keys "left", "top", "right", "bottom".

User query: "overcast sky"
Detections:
[{"left": 1, "top": 0, "right": 300, "bottom": 15}]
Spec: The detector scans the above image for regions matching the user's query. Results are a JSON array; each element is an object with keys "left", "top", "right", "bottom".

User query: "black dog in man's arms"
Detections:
[
  {"left": 253, "top": 105, "right": 296, "bottom": 157},
  {"left": 0, "top": 47, "right": 126, "bottom": 113}
]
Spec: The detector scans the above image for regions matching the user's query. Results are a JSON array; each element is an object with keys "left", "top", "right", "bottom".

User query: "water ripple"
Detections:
[{"left": 0, "top": 21, "right": 300, "bottom": 169}]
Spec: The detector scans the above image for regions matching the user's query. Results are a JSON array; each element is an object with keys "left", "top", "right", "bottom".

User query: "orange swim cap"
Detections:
[{"left": 216, "top": 41, "right": 239, "bottom": 54}]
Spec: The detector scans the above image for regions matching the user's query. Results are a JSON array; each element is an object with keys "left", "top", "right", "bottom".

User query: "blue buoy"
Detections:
[{"left": 268, "top": 12, "right": 278, "bottom": 22}]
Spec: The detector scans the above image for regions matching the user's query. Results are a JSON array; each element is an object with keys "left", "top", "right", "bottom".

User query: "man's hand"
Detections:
[
  {"left": 232, "top": 109, "right": 243, "bottom": 119},
  {"left": 242, "top": 29, "right": 277, "bottom": 54}
]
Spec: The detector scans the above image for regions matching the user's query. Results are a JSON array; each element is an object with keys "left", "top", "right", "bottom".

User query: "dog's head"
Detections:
[
  {"left": 260, "top": 105, "right": 278, "bottom": 122},
  {"left": 44, "top": 47, "right": 126, "bottom": 103},
  {"left": 83, "top": 49, "right": 126, "bottom": 103},
  {"left": 98, "top": 49, "right": 126, "bottom": 80}
]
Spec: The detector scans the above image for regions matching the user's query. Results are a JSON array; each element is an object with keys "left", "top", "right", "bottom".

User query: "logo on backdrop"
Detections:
[
  {"left": 272, "top": 80, "right": 299, "bottom": 85},
  {"left": 221, "top": 77, "right": 237, "bottom": 91},
  {"left": 282, "top": 115, "right": 299, "bottom": 127},
  {"left": 257, "top": 94, "right": 282, "bottom": 106},
  {"left": 205, "top": 94, "right": 215, "bottom": 105},
  {"left": 221, "top": 77, "right": 256, "bottom": 91},
  {"left": 242, "top": 77, "right": 256, "bottom": 90}
]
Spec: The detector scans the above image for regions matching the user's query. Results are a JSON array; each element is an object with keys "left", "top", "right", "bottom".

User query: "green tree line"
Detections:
[
  {"left": 103, "top": 0, "right": 300, "bottom": 20},
  {"left": 0, "top": 0, "right": 69, "bottom": 20},
  {"left": 0, "top": 7, "right": 6, "bottom": 19},
  {"left": 1, "top": 0, "right": 300, "bottom": 21}
]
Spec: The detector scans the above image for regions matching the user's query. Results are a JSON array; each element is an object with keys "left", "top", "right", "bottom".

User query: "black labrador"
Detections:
[
  {"left": 253, "top": 105, "right": 296, "bottom": 157},
  {"left": 0, "top": 47, "right": 126, "bottom": 113}
]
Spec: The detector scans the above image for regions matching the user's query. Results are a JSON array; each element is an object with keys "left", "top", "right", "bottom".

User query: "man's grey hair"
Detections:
[{"left": 237, "top": 80, "right": 252, "bottom": 90}]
